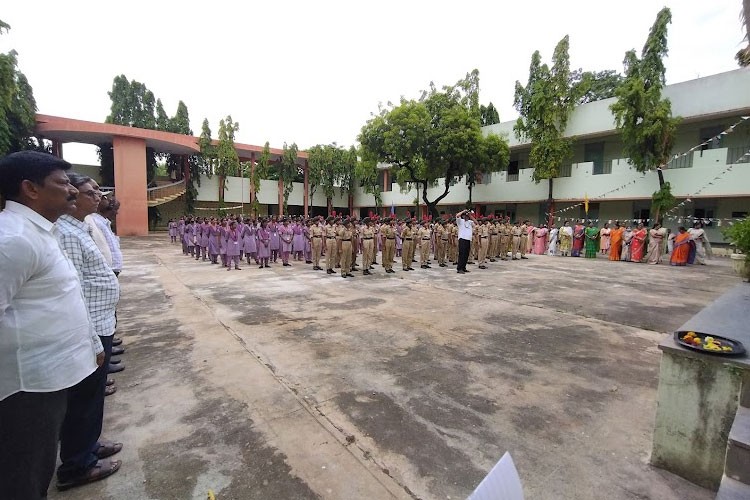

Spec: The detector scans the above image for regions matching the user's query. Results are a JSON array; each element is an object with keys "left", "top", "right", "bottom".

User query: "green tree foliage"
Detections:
[
  {"left": 479, "top": 102, "right": 500, "bottom": 126},
  {"left": 277, "top": 142, "right": 300, "bottom": 212},
  {"left": 355, "top": 145, "right": 382, "bottom": 209},
  {"left": 155, "top": 99, "right": 169, "bottom": 131},
  {"left": 214, "top": 116, "right": 240, "bottom": 206},
  {"left": 307, "top": 143, "right": 344, "bottom": 211},
  {"left": 171, "top": 101, "right": 191, "bottom": 134},
  {"left": 248, "top": 142, "right": 270, "bottom": 214},
  {"left": 738, "top": 0, "right": 750, "bottom": 66},
  {"left": 570, "top": 69, "right": 624, "bottom": 104},
  {"left": 610, "top": 7, "right": 680, "bottom": 221},
  {"left": 359, "top": 70, "right": 508, "bottom": 219},
  {"left": 514, "top": 35, "right": 581, "bottom": 221},
  {"left": 0, "top": 20, "right": 39, "bottom": 157}
]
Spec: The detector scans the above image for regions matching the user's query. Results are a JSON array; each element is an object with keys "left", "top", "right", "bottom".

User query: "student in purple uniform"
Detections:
[
  {"left": 184, "top": 218, "right": 195, "bottom": 256},
  {"left": 178, "top": 217, "right": 186, "bottom": 254},
  {"left": 199, "top": 219, "right": 210, "bottom": 261},
  {"left": 279, "top": 218, "right": 294, "bottom": 266},
  {"left": 257, "top": 220, "right": 271, "bottom": 268},
  {"left": 269, "top": 218, "right": 281, "bottom": 263},
  {"left": 218, "top": 219, "right": 229, "bottom": 267},
  {"left": 207, "top": 218, "right": 220, "bottom": 264},
  {"left": 292, "top": 219, "right": 305, "bottom": 261},
  {"left": 168, "top": 219, "right": 177, "bottom": 243},
  {"left": 225, "top": 220, "right": 242, "bottom": 270},
  {"left": 242, "top": 218, "right": 258, "bottom": 265}
]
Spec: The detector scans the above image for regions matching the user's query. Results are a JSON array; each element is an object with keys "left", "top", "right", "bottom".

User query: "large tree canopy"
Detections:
[
  {"left": 0, "top": 20, "right": 39, "bottom": 157},
  {"left": 359, "top": 70, "right": 509, "bottom": 218},
  {"left": 610, "top": 7, "right": 680, "bottom": 221},
  {"left": 571, "top": 69, "right": 624, "bottom": 104}
]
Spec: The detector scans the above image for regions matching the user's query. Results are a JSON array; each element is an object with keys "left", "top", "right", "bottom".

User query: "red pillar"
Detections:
[
  {"left": 113, "top": 136, "right": 148, "bottom": 236},
  {"left": 278, "top": 178, "right": 284, "bottom": 216},
  {"left": 303, "top": 159, "right": 309, "bottom": 217},
  {"left": 249, "top": 152, "right": 256, "bottom": 207},
  {"left": 51, "top": 140, "right": 63, "bottom": 158}
]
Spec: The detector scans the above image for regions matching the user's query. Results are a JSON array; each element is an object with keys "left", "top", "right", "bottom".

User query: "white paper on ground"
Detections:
[{"left": 467, "top": 452, "right": 524, "bottom": 500}]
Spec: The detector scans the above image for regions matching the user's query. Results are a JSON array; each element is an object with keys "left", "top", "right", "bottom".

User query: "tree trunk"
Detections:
[
  {"left": 468, "top": 183, "right": 473, "bottom": 204},
  {"left": 219, "top": 175, "right": 225, "bottom": 205},
  {"left": 654, "top": 168, "right": 666, "bottom": 223},
  {"left": 326, "top": 197, "right": 332, "bottom": 215}
]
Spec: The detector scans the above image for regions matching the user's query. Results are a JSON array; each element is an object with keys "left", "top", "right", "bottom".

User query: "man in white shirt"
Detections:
[
  {"left": 0, "top": 151, "right": 103, "bottom": 500},
  {"left": 55, "top": 173, "right": 122, "bottom": 491},
  {"left": 456, "top": 209, "right": 477, "bottom": 274}
]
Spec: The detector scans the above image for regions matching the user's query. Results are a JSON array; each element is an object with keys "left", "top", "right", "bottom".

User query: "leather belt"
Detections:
[
  {"left": 312, "top": 236, "right": 322, "bottom": 238},
  {"left": 326, "top": 236, "right": 336, "bottom": 239},
  {"left": 481, "top": 236, "right": 488, "bottom": 238},
  {"left": 422, "top": 238, "right": 430, "bottom": 240},
  {"left": 386, "top": 237, "right": 395, "bottom": 240},
  {"left": 363, "top": 237, "right": 373, "bottom": 240},
  {"left": 403, "top": 237, "right": 412, "bottom": 240}
]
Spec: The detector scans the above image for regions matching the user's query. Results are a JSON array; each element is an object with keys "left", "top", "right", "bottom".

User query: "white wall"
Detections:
[{"left": 196, "top": 175, "right": 349, "bottom": 207}]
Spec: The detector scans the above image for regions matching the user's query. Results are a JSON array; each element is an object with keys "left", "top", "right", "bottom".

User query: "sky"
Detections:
[{"left": 2, "top": 0, "right": 746, "bottom": 164}]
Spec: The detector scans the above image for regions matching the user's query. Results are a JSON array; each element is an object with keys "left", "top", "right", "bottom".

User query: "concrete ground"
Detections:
[{"left": 50, "top": 236, "right": 743, "bottom": 500}]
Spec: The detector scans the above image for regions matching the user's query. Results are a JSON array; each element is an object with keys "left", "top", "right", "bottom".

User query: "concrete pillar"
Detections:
[
  {"left": 278, "top": 178, "right": 283, "bottom": 216},
  {"left": 51, "top": 140, "right": 63, "bottom": 158},
  {"left": 250, "top": 152, "right": 256, "bottom": 208},
  {"left": 303, "top": 160, "right": 309, "bottom": 217},
  {"left": 113, "top": 136, "right": 148, "bottom": 236}
]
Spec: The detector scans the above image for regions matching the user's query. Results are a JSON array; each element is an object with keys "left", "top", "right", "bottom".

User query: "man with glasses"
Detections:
[{"left": 55, "top": 173, "right": 122, "bottom": 490}]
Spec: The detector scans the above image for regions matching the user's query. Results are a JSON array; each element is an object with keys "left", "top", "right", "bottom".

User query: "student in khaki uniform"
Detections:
[
  {"left": 478, "top": 218, "right": 490, "bottom": 268},
  {"left": 381, "top": 218, "right": 397, "bottom": 273},
  {"left": 470, "top": 219, "right": 479, "bottom": 264},
  {"left": 417, "top": 220, "right": 431, "bottom": 269},
  {"left": 310, "top": 219, "right": 324, "bottom": 270},
  {"left": 350, "top": 219, "right": 359, "bottom": 271},
  {"left": 519, "top": 220, "right": 529, "bottom": 259},
  {"left": 337, "top": 219, "right": 354, "bottom": 278},
  {"left": 401, "top": 219, "right": 414, "bottom": 271},
  {"left": 500, "top": 221, "right": 511, "bottom": 260},
  {"left": 324, "top": 217, "right": 338, "bottom": 274},
  {"left": 511, "top": 221, "right": 523, "bottom": 260},
  {"left": 434, "top": 221, "right": 447, "bottom": 267},
  {"left": 361, "top": 218, "right": 376, "bottom": 275},
  {"left": 447, "top": 220, "right": 457, "bottom": 264},
  {"left": 333, "top": 218, "right": 343, "bottom": 268},
  {"left": 489, "top": 220, "right": 499, "bottom": 261}
]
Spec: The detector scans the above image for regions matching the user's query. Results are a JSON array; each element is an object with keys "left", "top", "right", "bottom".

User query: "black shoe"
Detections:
[
  {"left": 346, "top": 273, "right": 354, "bottom": 277},
  {"left": 264, "top": 264, "right": 270, "bottom": 268},
  {"left": 335, "top": 265, "right": 341, "bottom": 268},
  {"left": 111, "top": 347, "right": 125, "bottom": 356},
  {"left": 283, "top": 263, "right": 291, "bottom": 266},
  {"left": 479, "top": 265, "right": 487, "bottom": 269},
  {"left": 387, "top": 269, "right": 395, "bottom": 273},
  {"left": 342, "top": 274, "right": 348, "bottom": 278},
  {"left": 521, "top": 256, "right": 528, "bottom": 259},
  {"left": 464, "top": 269, "right": 470, "bottom": 273},
  {"left": 363, "top": 270, "right": 370, "bottom": 275},
  {"left": 439, "top": 263, "right": 446, "bottom": 267},
  {"left": 112, "top": 338, "right": 122, "bottom": 347},
  {"left": 408, "top": 267, "right": 415, "bottom": 271},
  {"left": 490, "top": 259, "right": 496, "bottom": 262},
  {"left": 107, "top": 364, "right": 125, "bottom": 374},
  {"left": 306, "top": 261, "right": 312, "bottom": 264},
  {"left": 369, "top": 266, "right": 374, "bottom": 270},
  {"left": 421, "top": 265, "right": 427, "bottom": 269},
  {"left": 467, "top": 261, "right": 474, "bottom": 264},
  {"left": 109, "top": 358, "right": 121, "bottom": 365},
  {"left": 457, "top": 270, "right": 465, "bottom": 274},
  {"left": 425, "top": 265, "right": 431, "bottom": 268},
  {"left": 372, "top": 261, "right": 378, "bottom": 264},
  {"left": 259, "top": 265, "right": 264, "bottom": 269},
  {"left": 327, "top": 269, "right": 333, "bottom": 274},
  {"left": 106, "top": 379, "right": 115, "bottom": 386},
  {"left": 403, "top": 268, "right": 410, "bottom": 271}
]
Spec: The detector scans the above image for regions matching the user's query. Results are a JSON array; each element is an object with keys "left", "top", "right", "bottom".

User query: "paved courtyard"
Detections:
[{"left": 51, "top": 236, "right": 742, "bottom": 500}]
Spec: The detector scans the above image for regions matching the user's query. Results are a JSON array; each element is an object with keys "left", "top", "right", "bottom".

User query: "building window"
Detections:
[
  {"left": 558, "top": 164, "right": 572, "bottom": 177},
  {"left": 693, "top": 208, "right": 714, "bottom": 226},
  {"left": 585, "top": 142, "right": 607, "bottom": 175},
  {"left": 699, "top": 125, "right": 724, "bottom": 150},
  {"left": 507, "top": 160, "right": 519, "bottom": 182},
  {"left": 466, "top": 172, "right": 492, "bottom": 185}
]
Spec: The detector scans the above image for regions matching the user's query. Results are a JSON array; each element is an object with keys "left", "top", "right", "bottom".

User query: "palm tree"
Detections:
[{"left": 738, "top": 0, "right": 750, "bottom": 66}]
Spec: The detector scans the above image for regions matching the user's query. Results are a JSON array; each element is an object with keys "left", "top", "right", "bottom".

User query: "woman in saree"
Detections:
[
  {"left": 533, "top": 225, "right": 548, "bottom": 254},
  {"left": 670, "top": 227, "right": 691, "bottom": 266},
  {"left": 630, "top": 223, "right": 647, "bottom": 262},
  {"left": 646, "top": 222, "right": 667, "bottom": 264},
  {"left": 599, "top": 223, "right": 611, "bottom": 255},
  {"left": 621, "top": 225, "right": 634, "bottom": 261},
  {"left": 609, "top": 222, "right": 624, "bottom": 261},
  {"left": 559, "top": 220, "right": 573, "bottom": 256},
  {"left": 584, "top": 221, "right": 599, "bottom": 258},
  {"left": 571, "top": 221, "right": 585, "bottom": 257},
  {"left": 547, "top": 225, "right": 559, "bottom": 256},
  {"left": 688, "top": 221, "right": 711, "bottom": 265}
]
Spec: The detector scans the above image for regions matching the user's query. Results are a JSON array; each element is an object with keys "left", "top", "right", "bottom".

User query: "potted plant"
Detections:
[{"left": 723, "top": 218, "right": 750, "bottom": 281}]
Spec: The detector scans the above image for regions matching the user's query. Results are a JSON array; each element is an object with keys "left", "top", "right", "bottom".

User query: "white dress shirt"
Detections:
[
  {"left": 456, "top": 217, "right": 474, "bottom": 241},
  {"left": 85, "top": 214, "right": 113, "bottom": 267},
  {"left": 0, "top": 201, "right": 99, "bottom": 401},
  {"left": 91, "top": 213, "right": 122, "bottom": 273},
  {"left": 56, "top": 215, "right": 120, "bottom": 337}
]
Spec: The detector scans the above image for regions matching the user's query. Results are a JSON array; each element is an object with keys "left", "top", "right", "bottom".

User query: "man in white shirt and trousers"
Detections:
[
  {"left": 456, "top": 209, "right": 477, "bottom": 274},
  {"left": 0, "top": 151, "right": 104, "bottom": 500}
]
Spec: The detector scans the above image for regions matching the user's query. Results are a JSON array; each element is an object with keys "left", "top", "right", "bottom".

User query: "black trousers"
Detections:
[
  {"left": 458, "top": 238, "right": 471, "bottom": 271},
  {"left": 57, "top": 335, "right": 112, "bottom": 482},
  {"left": 0, "top": 389, "right": 68, "bottom": 499}
]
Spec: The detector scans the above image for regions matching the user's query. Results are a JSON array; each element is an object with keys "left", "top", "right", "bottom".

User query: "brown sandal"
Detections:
[
  {"left": 95, "top": 440, "right": 123, "bottom": 459},
  {"left": 56, "top": 459, "right": 121, "bottom": 491}
]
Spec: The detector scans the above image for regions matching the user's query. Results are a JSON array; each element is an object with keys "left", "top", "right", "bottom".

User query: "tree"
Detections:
[
  {"left": 155, "top": 99, "right": 169, "bottom": 131},
  {"left": 307, "top": 144, "right": 342, "bottom": 213},
  {"left": 514, "top": 35, "right": 581, "bottom": 225},
  {"left": 479, "top": 102, "right": 500, "bottom": 126},
  {"left": 570, "top": 69, "right": 623, "bottom": 104},
  {"left": 214, "top": 116, "right": 240, "bottom": 208},
  {"left": 738, "top": 0, "right": 750, "bottom": 66},
  {"left": 249, "top": 142, "right": 270, "bottom": 215},
  {"left": 359, "top": 70, "right": 509, "bottom": 219},
  {"left": 171, "top": 101, "right": 191, "bottom": 134},
  {"left": 610, "top": 7, "right": 681, "bottom": 222},
  {"left": 277, "top": 142, "right": 300, "bottom": 213},
  {"left": 0, "top": 20, "right": 39, "bottom": 157}
]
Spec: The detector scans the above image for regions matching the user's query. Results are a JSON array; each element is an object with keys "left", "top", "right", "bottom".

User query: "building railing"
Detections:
[
  {"left": 558, "top": 164, "right": 572, "bottom": 177},
  {"left": 147, "top": 179, "right": 186, "bottom": 201},
  {"left": 727, "top": 145, "right": 750, "bottom": 165},
  {"left": 506, "top": 172, "right": 519, "bottom": 182}
]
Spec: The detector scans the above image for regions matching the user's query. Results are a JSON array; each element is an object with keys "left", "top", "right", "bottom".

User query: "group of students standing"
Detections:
[{"left": 168, "top": 214, "right": 713, "bottom": 275}]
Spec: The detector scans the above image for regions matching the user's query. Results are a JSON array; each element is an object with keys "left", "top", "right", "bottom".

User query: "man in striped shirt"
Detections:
[{"left": 55, "top": 173, "right": 122, "bottom": 491}]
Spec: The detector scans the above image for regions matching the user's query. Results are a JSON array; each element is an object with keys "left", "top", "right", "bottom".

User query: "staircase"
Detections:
[
  {"left": 716, "top": 375, "right": 750, "bottom": 499},
  {"left": 147, "top": 179, "right": 186, "bottom": 207}
]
